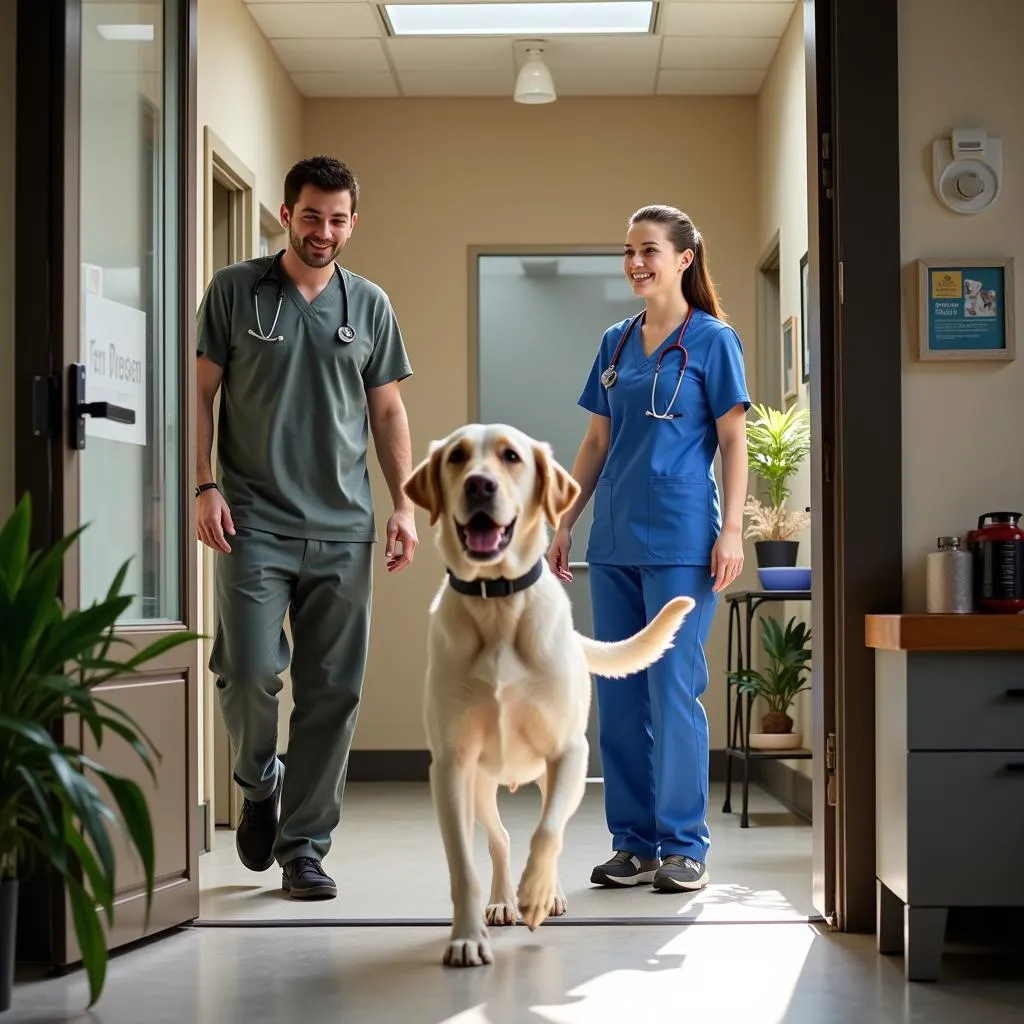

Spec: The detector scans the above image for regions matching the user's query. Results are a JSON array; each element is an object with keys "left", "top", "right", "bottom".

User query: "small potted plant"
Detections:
[
  {"left": 743, "top": 402, "right": 811, "bottom": 568},
  {"left": 0, "top": 493, "right": 199, "bottom": 1012},
  {"left": 727, "top": 614, "right": 811, "bottom": 751}
]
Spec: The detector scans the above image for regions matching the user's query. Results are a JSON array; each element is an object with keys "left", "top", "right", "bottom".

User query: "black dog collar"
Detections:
[{"left": 446, "top": 559, "right": 544, "bottom": 599}]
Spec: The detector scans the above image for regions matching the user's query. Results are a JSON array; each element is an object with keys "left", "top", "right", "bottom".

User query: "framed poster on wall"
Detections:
[
  {"left": 782, "top": 314, "right": 798, "bottom": 401},
  {"left": 916, "top": 257, "right": 1016, "bottom": 361}
]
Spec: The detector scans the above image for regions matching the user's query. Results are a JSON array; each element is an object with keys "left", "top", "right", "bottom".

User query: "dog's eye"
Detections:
[
  {"left": 501, "top": 448, "right": 521, "bottom": 463},
  {"left": 447, "top": 447, "right": 467, "bottom": 464}
]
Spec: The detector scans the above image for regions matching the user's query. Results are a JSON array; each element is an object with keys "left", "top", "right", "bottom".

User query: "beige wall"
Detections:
[
  {"left": 196, "top": 0, "right": 304, "bottom": 289},
  {"left": 755, "top": 5, "right": 813, "bottom": 771},
  {"left": 899, "top": 0, "right": 1024, "bottom": 607},
  {"left": 0, "top": 0, "right": 14, "bottom": 522},
  {"left": 305, "top": 96, "right": 760, "bottom": 749},
  {"left": 196, "top": 0, "right": 305, "bottom": 803}
]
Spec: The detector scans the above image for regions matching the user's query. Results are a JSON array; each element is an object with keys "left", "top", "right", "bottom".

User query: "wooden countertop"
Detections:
[{"left": 865, "top": 613, "right": 1024, "bottom": 651}]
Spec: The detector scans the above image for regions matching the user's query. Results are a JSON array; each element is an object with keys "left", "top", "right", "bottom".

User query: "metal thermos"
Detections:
[{"left": 926, "top": 535, "right": 973, "bottom": 613}]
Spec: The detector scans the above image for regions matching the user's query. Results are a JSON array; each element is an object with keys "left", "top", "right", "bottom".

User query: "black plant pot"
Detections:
[
  {"left": 755, "top": 539, "right": 799, "bottom": 568},
  {"left": 0, "top": 878, "right": 17, "bottom": 1013}
]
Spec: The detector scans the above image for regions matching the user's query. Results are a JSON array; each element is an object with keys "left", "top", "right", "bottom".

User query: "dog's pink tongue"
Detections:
[{"left": 467, "top": 525, "right": 503, "bottom": 553}]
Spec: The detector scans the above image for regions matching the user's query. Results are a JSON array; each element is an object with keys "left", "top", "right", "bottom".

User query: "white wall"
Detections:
[{"left": 899, "top": 0, "right": 1024, "bottom": 606}]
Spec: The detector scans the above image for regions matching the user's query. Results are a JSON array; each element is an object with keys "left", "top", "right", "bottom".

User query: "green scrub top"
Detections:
[{"left": 196, "top": 252, "right": 413, "bottom": 543}]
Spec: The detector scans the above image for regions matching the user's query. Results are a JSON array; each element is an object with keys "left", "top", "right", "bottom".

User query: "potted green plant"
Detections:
[
  {"left": 727, "top": 614, "right": 811, "bottom": 751},
  {"left": 742, "top": 402, "right": 812, "bottom": 567},
  {"left": 0, "top": 493, "right": 199, "bottom": 1012}
]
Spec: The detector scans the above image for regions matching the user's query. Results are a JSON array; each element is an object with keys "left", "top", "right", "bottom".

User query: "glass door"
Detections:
[{"left": 14, "top": 0, "right": 199, "bottom": 966}]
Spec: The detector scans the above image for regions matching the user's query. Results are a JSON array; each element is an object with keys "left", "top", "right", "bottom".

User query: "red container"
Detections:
[{"left": 968, "top": 512, "right": 1024, "bottom": 613}]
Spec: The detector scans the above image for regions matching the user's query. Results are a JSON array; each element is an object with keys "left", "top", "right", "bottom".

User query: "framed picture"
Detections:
[
  {"left": 782, "top": 314, "right": 798, "bottom": 401},
  {"left": 916, "top": 256, "right": 1016, "bottom": 361},
  {"left": 799, "top": 252, "right": 810, "bottom": 382}
]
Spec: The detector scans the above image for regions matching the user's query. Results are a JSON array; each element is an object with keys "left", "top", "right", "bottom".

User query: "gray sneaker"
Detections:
[
  {"left": 653, "top": 855, "right": 709, "bottom": 892},
  {"left": 590, "top": 850, "right": 661, "bottom": 887}
]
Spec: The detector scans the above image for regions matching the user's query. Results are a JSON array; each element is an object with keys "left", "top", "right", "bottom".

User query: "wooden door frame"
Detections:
[
  {"left": 13, "top": 0, "right": 199, "bottom": 965},
  {"left": 806, "top": 0, "right": 903, "bottom": 932},
  {"left": 200, "top": 127, "right": 256, "bottom": 846}
]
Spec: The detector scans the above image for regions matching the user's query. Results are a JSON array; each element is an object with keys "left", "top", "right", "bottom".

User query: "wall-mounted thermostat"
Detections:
[{"left": 932, "top": 127, "right": 1003, "bottom": 214}]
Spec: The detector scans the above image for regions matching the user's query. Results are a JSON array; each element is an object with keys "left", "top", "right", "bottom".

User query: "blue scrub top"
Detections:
[{"left": 578, "top": 308, "right": 751, "bottom": 567}]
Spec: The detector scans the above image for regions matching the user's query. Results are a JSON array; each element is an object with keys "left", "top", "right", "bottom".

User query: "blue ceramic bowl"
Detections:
[{"left": 757, "top": 566, "right": 812, "bottom": 591}]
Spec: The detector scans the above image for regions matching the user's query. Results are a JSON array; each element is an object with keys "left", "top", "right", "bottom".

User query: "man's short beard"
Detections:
[{"left": 289, "top": 227, "right": 338, "bottom": 268}]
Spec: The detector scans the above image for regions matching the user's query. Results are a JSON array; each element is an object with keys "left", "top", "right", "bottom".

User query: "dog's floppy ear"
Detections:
[
  {"left": 404, "top": 441, "right": 445, "bottom": 526},
  {"left": 533, "top": 442, "right": 581, "bottom": 528}
]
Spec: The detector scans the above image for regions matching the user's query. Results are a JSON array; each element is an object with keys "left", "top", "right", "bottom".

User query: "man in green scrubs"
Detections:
[{"left": 195, "top": 155, "right": 417, "bottom": 900}]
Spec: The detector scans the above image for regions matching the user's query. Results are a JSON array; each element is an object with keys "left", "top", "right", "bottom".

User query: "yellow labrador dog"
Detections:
[{"left": 403, "top": 423, "right": 695, "bottom": 968}]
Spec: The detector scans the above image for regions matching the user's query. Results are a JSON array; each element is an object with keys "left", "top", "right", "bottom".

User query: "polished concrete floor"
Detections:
[
  {"left": 8, "top": 921, "right": 1024, "bottom": 1022},
  {"left": 7, "top": 781, "right": 1023, "bottom": 1021},
  {"left": 200, "top": 781, "right": 817, "bottom": 923}
]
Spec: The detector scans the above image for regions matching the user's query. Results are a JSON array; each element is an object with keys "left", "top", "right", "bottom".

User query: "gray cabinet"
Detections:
[{"left": 869, "top": 614, "right": 1024, "bottom": 981}]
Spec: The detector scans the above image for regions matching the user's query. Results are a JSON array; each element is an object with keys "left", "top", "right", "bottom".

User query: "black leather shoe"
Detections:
[
  {"left": 235, "top": 774, "right": 281, "bottom": 872},
  {"left": 282, "top": 857, "right": 337, "bottom": 900}
]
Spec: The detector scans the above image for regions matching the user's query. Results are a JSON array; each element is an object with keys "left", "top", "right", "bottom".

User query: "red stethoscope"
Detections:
[{"left": 600, "top": 308, "right": 693, "bottom": 420}]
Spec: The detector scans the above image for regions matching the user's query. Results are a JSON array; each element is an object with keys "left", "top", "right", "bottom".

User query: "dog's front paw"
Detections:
[
  {"left": 517, "top": 865, "right": 559, "bottom": 931},
  {"left": 549, "top": 889, "right": 568, "bottom": 917},
  {"left": 443, "top": 933, "right": 494, "bottom": 968},
  {"left": 484, "top": 899, "right": 519, "bottom": 926}
]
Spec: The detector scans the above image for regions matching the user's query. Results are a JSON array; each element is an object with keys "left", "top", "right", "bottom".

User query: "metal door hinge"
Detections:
[
  {"left": 825, "top": 732, "right": 838, "bottom": 807},
  {"left": 838, "top": 260, "right": 845, "bottom": 305}
]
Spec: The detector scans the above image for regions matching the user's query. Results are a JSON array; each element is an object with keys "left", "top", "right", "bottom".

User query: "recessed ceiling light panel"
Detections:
[{"left": 382, "top": 2, "right": 655, "bottom": 37}]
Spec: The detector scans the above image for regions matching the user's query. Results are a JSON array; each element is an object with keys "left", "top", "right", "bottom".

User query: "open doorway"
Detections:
[
  {"left": 195, "top": 0, "right": 903, "bottom": 940},
  {"left": 198, "top": 128, "right": 256, "bottom": 847}
]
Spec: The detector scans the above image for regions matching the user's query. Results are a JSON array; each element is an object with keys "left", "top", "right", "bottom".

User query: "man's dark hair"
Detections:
[{"left": 283, "top": 155, "right": 360, "bottom": 213}]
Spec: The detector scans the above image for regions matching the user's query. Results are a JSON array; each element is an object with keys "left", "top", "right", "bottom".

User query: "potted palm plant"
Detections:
[
  {"left": 0, "top": 493, "right": 199, "bottom": 1012},
  {"left": 727, "top": 614, "right": 811, "bottom": 750},
  {"left": 742, "top": 402, "right": 811, "bottom": 568}
]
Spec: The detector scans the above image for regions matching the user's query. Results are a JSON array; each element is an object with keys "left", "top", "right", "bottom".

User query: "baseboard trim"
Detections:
[
  {"left": 341, "top": 748, "right": 743, "bottom": 787},
  {"left": 346, "top": 749, "right": 432, "bottom": 782}
]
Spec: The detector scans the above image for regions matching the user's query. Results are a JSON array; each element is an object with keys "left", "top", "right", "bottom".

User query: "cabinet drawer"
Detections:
[
  {"left": 907, "top": 752, "right": 1024, "bottom": 906},
  {"left": 908, "top": 652, "right": 1024, "bottom": 750}
]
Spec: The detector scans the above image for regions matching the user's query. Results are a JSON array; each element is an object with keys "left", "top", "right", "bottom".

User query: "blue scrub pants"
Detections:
[{"left": 589, "top": 563, "right": 718, "bottom": 863}]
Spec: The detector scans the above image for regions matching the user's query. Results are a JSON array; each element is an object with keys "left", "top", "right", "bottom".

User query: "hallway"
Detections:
[{"left": 198, "top": 781, "right": 816, "bottom": 924}]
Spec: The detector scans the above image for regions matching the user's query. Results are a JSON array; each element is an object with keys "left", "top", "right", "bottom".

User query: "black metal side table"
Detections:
[{"left": 722, "top": 588, "right": 813, "bottom": 827}]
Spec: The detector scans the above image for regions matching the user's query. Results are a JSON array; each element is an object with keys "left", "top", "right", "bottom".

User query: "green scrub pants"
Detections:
[{"left": 209, "top": 525, "right": 373, "bottom": 867}]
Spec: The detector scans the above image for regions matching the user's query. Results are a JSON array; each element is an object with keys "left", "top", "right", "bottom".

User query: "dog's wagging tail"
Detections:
[{"left": 576, "top": 594, "right": 695, "bottom": 678}]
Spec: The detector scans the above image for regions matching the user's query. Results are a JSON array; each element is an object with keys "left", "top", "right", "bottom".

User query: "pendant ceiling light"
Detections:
[{"left": 514, "top": 44, "right": 556, "bottom": 104}]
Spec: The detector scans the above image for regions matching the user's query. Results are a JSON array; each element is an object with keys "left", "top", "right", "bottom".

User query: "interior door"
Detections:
[{"left": 14, "top": 0, "right": 199, "bottom": 966}]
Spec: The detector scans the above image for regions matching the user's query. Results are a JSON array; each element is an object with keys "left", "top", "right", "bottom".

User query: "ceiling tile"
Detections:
[
  {"left": 552, "top": 68, "right": 658, "bottom": 95},
  {"left": 290, "top": 70, "right": 400, "bottom": 97},
  {"left": 271, "top": 37, "right": 390, "bottom": 72},
  {"left": 387, "top": 37, "right": 515, "bottom": 72},
  {"left": 397, "top": 70, "right": 516, "bottom": 96},
  {"left": 512, "top": 35, "right": 662, "bottom": 71},
  {"left": 660, "top": 34, "right": 779, "bottom": 69},
  {"left": 659, "top": 2, "right": 795, "bottom": 38},
  {"left": 656, "top": 68, "right": 765, "bottom": 93},
  {"left": 245, "top": 3, "right": 383, "bottom": 40}
]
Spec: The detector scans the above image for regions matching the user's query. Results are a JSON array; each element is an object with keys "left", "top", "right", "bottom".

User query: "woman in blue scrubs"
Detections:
[{"left": 549, "top": 205, "right": 750, "bottom": 892}]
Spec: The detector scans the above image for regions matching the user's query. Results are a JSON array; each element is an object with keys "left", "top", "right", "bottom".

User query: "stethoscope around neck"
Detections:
[
  {"left": 248, "top": 249, "right": 356, "bottom": 345},
  {"left": 600, "top": 307, "right": 693, "bottom": 420}
]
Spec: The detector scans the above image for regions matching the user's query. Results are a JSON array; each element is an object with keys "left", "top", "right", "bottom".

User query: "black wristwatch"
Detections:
[{"left": 195, "top": 482, "right": 219, "bottom": 498}]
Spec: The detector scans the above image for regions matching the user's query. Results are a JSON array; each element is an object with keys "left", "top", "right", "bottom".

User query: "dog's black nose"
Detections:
[{"left": 464, "top": 473, "right": 498, "bottom": 500}]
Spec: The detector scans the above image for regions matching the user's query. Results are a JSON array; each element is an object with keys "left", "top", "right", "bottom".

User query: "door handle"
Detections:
[{"left": 68, "top": 362, "right": 136, "bottom": 449}]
